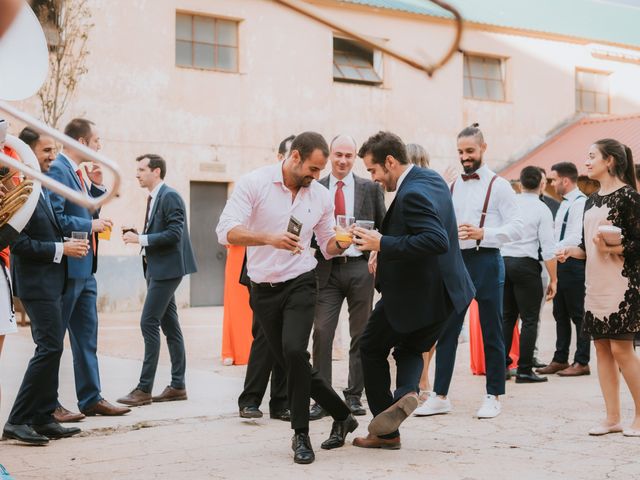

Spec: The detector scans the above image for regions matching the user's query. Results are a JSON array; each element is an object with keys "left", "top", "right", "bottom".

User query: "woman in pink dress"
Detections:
[{"left": 558, "top": 138, "right": 640, "bottom": 437}]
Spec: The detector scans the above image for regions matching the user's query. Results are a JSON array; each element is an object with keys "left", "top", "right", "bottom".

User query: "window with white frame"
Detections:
[
  {"left": 576, "top": 69, "right": 609, "bottom": 114},
  {"left": 463, "top": 54, "right": 506, "bottom": 102},
  {"left": 333, "top": 37, "right": 382, "bottom": 85}
]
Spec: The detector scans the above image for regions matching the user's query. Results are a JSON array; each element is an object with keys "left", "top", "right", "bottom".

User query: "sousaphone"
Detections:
[{"left": 0, "top": 0, "right": 121, "bottom": 247}]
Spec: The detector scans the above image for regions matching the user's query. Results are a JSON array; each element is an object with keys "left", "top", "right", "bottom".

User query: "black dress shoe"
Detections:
[
  {"left": 33, "top": 422, "right": 81, "bottom": 439},
  {"left": 515, "top": 371, "right": 548, "bottom": 383},
  {"left": 532, "top": 358, "right": 548, "bottom": 369},
  {"left": 2, "top": 423, "right": 49, "bottom": 445},
  {"left": 309, "top": 403, "right": 327, "bottom": 421},
  {"left": 292, "top": 433, "right": 315, "bottom": 464},
  {"left": 321, "top": 414, "right": 358, "bottom": 450},
  {"left": 270, "top": 409, "right": 291, "bottom": 421},
  {"left": 345, "top": 397, "right": 366, "bottom": 416},
  {"left": 239, "top": 406, "right": 263, "bottom": 419}
]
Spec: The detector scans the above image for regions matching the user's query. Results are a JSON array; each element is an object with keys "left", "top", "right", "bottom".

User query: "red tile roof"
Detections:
[{"left": 499, "top": 114, "right": 640, "bottom": 180}]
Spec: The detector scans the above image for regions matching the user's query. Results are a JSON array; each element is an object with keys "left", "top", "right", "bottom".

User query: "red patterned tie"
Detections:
[{"left": 334, "top": 180, "right": 345, "bottom": 217}]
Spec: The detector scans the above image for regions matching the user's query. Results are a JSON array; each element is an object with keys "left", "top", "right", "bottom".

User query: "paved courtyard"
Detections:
[{"left": 1, "top": 303, "right": 639, "bottom": 479}]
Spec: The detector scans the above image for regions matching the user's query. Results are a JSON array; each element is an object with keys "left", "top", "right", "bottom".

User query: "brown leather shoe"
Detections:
[
  {"left": 353, "top": 433, "right": 401, "bottom": 450},
  {"left": 152, "top": 386, "right": 187, "bottom": 402},
  {"left": 117, "top": 389, "right": 152, "bottom": 407},
  {"left": 535, "top": 361, "right": 570, "bottom": 374},
  {"left": 557, "top": 362, "right": 590, "bottom": 377},
  {"left": 53, "top": 406, "right": 85, "bottom": 423},
  {"left": 82, "top": 399, "right": 131, "bottom": 416},
  {"left": 368, "top": 392, "right": 418, "bottom": 436}
]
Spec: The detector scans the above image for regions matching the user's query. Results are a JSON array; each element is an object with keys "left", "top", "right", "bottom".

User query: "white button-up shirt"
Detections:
[
  {"left": 501, "top": 192, "right": 556, "bottom": 261},
  {"left": 329, "top": 171, "right": 360, "bottom": 257},
  {"left": 450, "top": 164, "right": 523, "bottom": 250},
  {"left": 216, "top": 162, "right": 336, "bottom": 284},
  {"left": 554, "top": 186, "right": 587, "bottom": 249}
]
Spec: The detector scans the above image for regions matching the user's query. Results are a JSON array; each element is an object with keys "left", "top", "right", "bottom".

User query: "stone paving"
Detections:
[{"left": 1, "top": 304, "right": 639, "bottom": 479}]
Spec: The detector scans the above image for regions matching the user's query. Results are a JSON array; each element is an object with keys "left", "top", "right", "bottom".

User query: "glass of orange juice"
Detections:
[
  {"left": 98, "top": 225, "right": 111, "bottom": 240},
  {"left": 336, "top": 215, "right": 355, "bottom": 243}
]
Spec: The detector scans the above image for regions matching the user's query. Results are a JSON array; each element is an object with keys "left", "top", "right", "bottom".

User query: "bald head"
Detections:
[{"left": 330, "top": 134, "right": 357, "bottom": 180}]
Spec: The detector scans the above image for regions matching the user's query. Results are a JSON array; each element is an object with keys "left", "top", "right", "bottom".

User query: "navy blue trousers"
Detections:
[{"left": 434, "top": 248, "right": 506, "bottom": 396}]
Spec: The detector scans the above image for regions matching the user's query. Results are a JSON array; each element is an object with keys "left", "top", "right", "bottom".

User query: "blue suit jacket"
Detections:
[
  {"left": 144, "top": 184, "right": 197, "bottom": 280},
  {"left": 10, "top": 193, "right": 67, "bottom": 301},
  {"left": 377, "top": 166, "right": 475, "bottom": 333},
  {"left": 47, "top": 153, "right": 104, "bottom": 279}
]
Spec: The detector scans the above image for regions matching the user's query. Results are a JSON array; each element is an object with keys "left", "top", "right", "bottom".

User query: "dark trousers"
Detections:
[
  {"left": 9, "top": 298, "right": 65, "bottom": 425},
  {"left": 360, "top": 300, "right": 446, "bottom": 428},
  {"left": 249, "top": 271, "right": 350, "bottom": 430},
  {"left": 552, "top": 258, "right": 590, "bottom": 365},
  {"left": 434, "top": 249, "right": 506, "bottom": 396},
  {"left": 238, "top": 316, "right": 287, "bottom": 411},
  {"left": 137, "top": 275, "right": 186, "bottom": 392},
  {"left": 312, "top": 258, "right": 372, "bottom": 399},
  {"left": 502, "top": 256, "right": 543, "bottom": 373},
  {"left": 61, "top": 276, "right": 101, "bottom": 411}
]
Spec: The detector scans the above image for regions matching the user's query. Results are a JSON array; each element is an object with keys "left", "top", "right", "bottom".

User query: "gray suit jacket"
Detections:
[
  {"left": 144, "top": 184, "right": 198, "bottom": 280},
  {"left": 314, "top": 174, "right": 386, "bottom": 288}
]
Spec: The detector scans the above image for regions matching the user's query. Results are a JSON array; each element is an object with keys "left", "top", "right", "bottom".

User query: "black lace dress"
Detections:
[{"left": 580, "top": 185, "right": 640, "bottom": 340}]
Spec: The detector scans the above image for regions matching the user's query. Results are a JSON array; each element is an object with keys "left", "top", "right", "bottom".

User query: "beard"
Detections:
[{"left": 461, "top": 158, "right": 482, "bottom": 174}]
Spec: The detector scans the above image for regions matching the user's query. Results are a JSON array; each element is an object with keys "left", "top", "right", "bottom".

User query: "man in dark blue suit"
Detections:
[
  {"left": 2, "top": 128, "right": 88, "bottom": 445},
  {"left": 351, "top": 131, "right": 474, "bottom": 449},
  {"left": 47, "top": 118, "right": 130, "bottom": 418},
  {"left": 117, "top": 154, "right": 197, "bottom": 406}
]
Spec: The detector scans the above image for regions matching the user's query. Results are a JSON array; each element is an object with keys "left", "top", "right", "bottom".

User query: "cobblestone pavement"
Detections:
[{"left": 1, "top": 304, "right": 639, "bottom": 479}]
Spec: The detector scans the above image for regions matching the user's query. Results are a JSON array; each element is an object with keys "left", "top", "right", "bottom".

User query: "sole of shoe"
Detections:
[
  {"left": 353, "top": 440, "right": 401, "bottom": 450},
  {"left": 151, "top": 395, "right": 187, "bottom": 403},
  {"left": 117, "top": 400, "right": 152, "bottom": 407},
  {"left": 368, "top": 395, "right": 418, "bottom": 436},
  {"left": 293, "top": 456, "right": 315, "bottom": 465},
  {"left": 39, "top": 430, "right": 81, "bottom": 439},
  {"left": 515, "top": 377, "right": 548, "bottom": 384},
  {"left": 413, "top": 408, "right": 451, "bottom": 417},
  {"left": 1, "top": 434, "right": 49, "bottom": 446},
  {"left": 477, "top": 411, "right": 501, "bottom": 419}
]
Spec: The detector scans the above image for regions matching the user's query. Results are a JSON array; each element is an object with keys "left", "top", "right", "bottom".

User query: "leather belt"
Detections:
[{"left": 332, "top": 256, "right": 365, "bottom": 264}]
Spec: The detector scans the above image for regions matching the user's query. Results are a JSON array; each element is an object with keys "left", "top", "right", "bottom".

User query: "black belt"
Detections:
[
  {"left": 462, "top": 247, "right": 499, "bottom": 254},
  {"left": 332, "top": 256, "right": 365, "bottom": 264},
  {"left": 250, "top": 271, "right": 314, "bottom": 289}
]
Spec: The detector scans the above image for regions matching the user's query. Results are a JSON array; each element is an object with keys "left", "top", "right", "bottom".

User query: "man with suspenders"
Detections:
[
  {"left": 537, "top": 162, "right": 590, "bottom": 376},
  {"left": 415, "top": 124, "right": 522, "bottom": 419}
]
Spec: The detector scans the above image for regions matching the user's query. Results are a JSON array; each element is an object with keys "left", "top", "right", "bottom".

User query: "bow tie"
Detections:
[{"left": 461, "top": 173, "right": 480, "bottom": 182}]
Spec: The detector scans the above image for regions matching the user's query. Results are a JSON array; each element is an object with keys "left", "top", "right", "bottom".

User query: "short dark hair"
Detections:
[
  {"left": 136, "top": 153, "right": 166, "bottom": 179},
  {"left": 64, "top": 118, "right": 95, "bottom": 141},
  {"left": 520, "top": 165, "right": 542, "bottom": 190},
  {"left": 278, "top": 134, "right": 296, "bottom": 156},
  {"left": 551, "top": 162, "right": 578, "bottom": 183},
  {"left": 457, "top": 123, "right": 484, "bottom": 144},
  {"left": 358, "top": 131, "right": 408, "bottom": 166},
  {"left": 19, "top": 126, "right": 41, "bottom": 149},
  {"left": 289, "top": 132, "right": 329, "bottom": 162}
]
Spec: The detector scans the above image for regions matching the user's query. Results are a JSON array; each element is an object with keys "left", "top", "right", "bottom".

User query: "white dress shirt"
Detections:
[
  {"left": 501, "top": 193, "right": 556, "bottom": 261},
  {"left": 396, "top": 164, "right": 414, "bottom": 191},
  {"left": 450, "top": 164, "right": 523, "bottom": 250},
  {"left": 329, "top": 172, "right": 360, "bottom": 257},
  {"left": 554, "top": 186, "right": 587, "bottom": 249},
  {"left": 216, "top": 162, "right": 336, "bottom": 284},
  {"left": 139, "top": 181, "right": 165, "bottom": 248}
]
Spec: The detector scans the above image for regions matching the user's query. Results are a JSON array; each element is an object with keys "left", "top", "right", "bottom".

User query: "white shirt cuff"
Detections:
[
  {"left": 54, "top": 242, "right": 63, "bottom": 263},
  {"left": 139, "top": 234, "right": 149, "bottom": 247}
]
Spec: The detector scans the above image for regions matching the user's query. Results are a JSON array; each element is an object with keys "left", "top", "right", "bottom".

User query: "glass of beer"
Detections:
[
  {"left": 336, "top": 215, "right": 355, "bottom": 242},
  {"left": 355, "top": 220, "right": 375, "bottom": 230},
  {"left": 71, "top": 231, "right": 88, "bottom": 241},
  {"left": 98, "top": 225, "right": 111, "bottom": 240}
]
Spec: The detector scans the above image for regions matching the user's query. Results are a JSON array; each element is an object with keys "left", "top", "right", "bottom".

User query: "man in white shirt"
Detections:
[
  {"left": 310, "top": 134, "right": 385, "bottom": 420},
  {"left": 537, "top": 162, "right": 590, "bottom": 376},
  {"left": 216, "top": 132, "right": 357, "bottom": 465},
  {"left": 501, "top": 166, "right": 557, "bottom": 383},
  {"left": 417, "top": 124, "right": 522, "bottom": 419}
]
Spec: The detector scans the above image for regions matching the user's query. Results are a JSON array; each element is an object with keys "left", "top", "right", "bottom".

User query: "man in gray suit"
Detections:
[
  {"left": 310, "top": 135, "right": 386, "bottom": 419},
  {"left": 117, "top": 154, "right": 198, "bottom": 406}
]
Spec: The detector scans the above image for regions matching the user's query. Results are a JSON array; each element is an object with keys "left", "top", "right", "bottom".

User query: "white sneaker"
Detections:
[
  {"left": 476, "top": 394, "right": 501, "bottom": 419},
  {"left": 414, "top": 392, "right": 451, "bottom": 416}
]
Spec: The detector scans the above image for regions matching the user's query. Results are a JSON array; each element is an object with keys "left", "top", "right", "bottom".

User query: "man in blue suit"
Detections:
[
  {"left": 351, "top": 131, "right": 474, "bottom": 449},
  {"left": 2, "top": 127, "right": 88, "bottom": 445},
  {"left": 117, "top": 154, "right": 197, "bottom": 406},
  {"left": 47, "top": 118, "right": 130, "bottom": 418}
]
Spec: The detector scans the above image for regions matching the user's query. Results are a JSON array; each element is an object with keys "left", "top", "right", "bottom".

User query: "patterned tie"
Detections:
[
  {"left": 76, "top": 169, "right": 96, "bottom": 252},
  {"left": 143, "top": 195, "right": 152, "bottom": 233},
  {"left": 334, "top": 181, "right": 345, "bottom": 217}
]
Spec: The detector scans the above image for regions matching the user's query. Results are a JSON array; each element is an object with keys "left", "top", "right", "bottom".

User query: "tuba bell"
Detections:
[{"left": 0, "top": 0, "right": 121, "bottom": 248}]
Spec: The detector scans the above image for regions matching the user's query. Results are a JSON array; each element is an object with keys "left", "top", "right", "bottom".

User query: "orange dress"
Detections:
[
  {"left": 221, "top": 245, "right": 254, "bottom": 365},
  {"left": 469, "top": 300, "right": 520, "bottom": 374}
]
